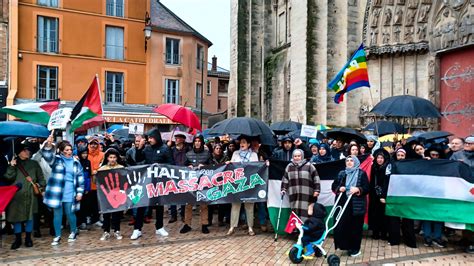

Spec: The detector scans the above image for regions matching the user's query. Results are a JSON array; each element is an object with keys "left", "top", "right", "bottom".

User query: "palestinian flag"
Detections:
[
  {"left": 0, "top": 186, "right": 18, "bottom": 212},
  {"left": 70, "top": 76, "right": 104, "bottom": 132},
  {"left": 267, "top": 155, "right": 372, "bottom": 234},
  {"left": 0, "top": 100, "right": 59, "bottom": 124},
  {"left": 386, "top": 159, "right": 474, "bottom": 225}
]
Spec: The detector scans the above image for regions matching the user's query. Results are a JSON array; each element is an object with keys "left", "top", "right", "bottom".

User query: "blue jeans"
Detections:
[
  {"left": 13, "top": 220, "right": 33, "bottom": 233},
  {"left": 256, "top": 202, "right": 267, "bottom": 225},
  {"left": 53, "top": 202, "right": 76, "bottom": 237},
  {"left": 422, "top": 221, "right": 443, "bottom": 240}
]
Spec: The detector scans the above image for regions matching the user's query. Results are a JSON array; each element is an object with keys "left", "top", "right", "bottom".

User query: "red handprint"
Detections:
[{"left": 100, "top": 173, "right": 129, "bottom": 209}]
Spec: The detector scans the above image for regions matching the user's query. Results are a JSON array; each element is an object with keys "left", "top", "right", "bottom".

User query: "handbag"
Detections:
[
  {"left": 374, "top": 173, "right": 383, "bottom": 197},
  {"left": 17, "top": 163, "right": 41, "bottom": 196}
]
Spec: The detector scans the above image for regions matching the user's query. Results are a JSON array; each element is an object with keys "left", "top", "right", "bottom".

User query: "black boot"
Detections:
[
  {"left": 25, "top": 232, "right": 33, "bottom": 247},
  {"left": 201, "top": 225, "right": 209, "bottom": 234},
  {"left": 11, "top": 233, "right": 22, "bottom": 250}
]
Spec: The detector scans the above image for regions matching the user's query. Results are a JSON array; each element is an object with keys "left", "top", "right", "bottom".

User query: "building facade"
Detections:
[
  {"left": 0, "top": 0, "right": 8, "bottom": 120},
  {"left": 7, "top": 0, "right": 216, "bottom": 131},
  {"left": 229, "top": 0, "right": 473, "bottom": 137},
  {"left": 207, "top": 56, "right": 229, "bottom": 114}
]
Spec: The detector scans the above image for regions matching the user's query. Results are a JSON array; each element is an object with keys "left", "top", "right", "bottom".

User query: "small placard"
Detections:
[
  {"left": 129, "top": 123, "right": 144, "bottom": 135},
  {"left": 300, "top": 125, "right": 318, "bottom": 139},
  {"left": 48, "top": 108, "right": 72, "bottom": 130}
]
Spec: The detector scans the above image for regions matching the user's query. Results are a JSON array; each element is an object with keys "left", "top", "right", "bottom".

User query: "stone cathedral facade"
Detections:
[{"left": 228, "top": 0, "right": 473, "bottom": 136}]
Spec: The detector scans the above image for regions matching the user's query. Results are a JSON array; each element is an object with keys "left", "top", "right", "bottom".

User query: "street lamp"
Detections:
[{"left": 144, "top": 12, "right": 151, "bottom": 52}]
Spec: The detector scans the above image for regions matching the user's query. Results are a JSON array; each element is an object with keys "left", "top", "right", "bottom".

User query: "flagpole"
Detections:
[{"left": 95, "top": 74, "right": 107, "bottom": 133}]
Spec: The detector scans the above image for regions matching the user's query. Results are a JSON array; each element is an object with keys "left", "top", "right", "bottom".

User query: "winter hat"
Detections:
[
  {"left": 15, "top": 143, "right": 30, "bottom": 155},
  {"left": 311, "top": 203, "right": 327, "bottom": 219},
  {"left": 466, "top": 136, "right": 474, "bottom": 144}
]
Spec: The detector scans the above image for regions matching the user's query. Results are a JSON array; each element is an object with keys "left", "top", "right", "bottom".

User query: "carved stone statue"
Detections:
[
  {"left": 370, "top": 28, "right": 379, "bottom": 45},
  {"left": 384, "top": 8, "right": 393, "bottom": 25},
  {"left": 394, "top": 26, "right": 402, "bottom": 42},
  {"left": 371, "top": 8, "right": 381, "bottom": 27},
  {"left": 373, "top": 0, "right": 383, "bottom": 7},
  {"left": 417, "top": 23, "right": 427, "bottom": 39},
  {"left": 383, "top": 28, "right": 391, "bottom": 43},
  {"left": 394, "top": 7, "right": 403, "bottom": 25},
  {"left": 408, "top": 0, "right": 419, "bottom": 8},
  {"left": 406, "top": 8, "right": 417, "bottom": 26},
  {"left": 418, "top": 4, "right": 431, "bottom": 23},
  {"left": 397, "top": 0, "right": 406, "bottom": 4},
  {"left": 459, "top": 14, "right": 473, "bottom": 44},
  {"left": 405, "top": 26, "right": 414, "bottom": 42}
]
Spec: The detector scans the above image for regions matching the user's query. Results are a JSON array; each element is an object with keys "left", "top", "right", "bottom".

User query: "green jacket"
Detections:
[{"left": 4, "top": 159, "right": 45, "bottom": 223}]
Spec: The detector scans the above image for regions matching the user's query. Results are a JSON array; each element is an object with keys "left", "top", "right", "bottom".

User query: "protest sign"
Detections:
[
  {"left": 129, "top": 123, "right": 144, "bottom": 135},
  {"left": 300, "top": 125, "right": 318, "bottom": 138},
  {"left": 48, "top": 108, "right": 72, "bottom": 130}
]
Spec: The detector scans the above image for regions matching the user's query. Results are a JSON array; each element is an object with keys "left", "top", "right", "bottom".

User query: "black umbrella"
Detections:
[
  {"left": 370, "top": 95, "right": 441, "bottom": 118},
  {"left": 287, "top": 129, "right": 325, "bottom": 142},
  {"left": 270, "top": 121, "right": 302, "bottom": 135},
  {"left": 209, "top": 117, "right": 275, "bottom": 145},
  {"left": 326, "top": 128, "right": 367, "bottom": 144},
  {"left": 111, "top": 128, "right": 135, "bottom": 140},
  {"left": 363, "top": 121, "right": 406, "bottom": 136},
  {"left": 417, "top": 131, "right": 453, "bottom": 142}
]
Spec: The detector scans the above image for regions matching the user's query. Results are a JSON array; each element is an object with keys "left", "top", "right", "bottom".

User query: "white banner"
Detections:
[
  {"left": 48, "top": 108, "right": 72, "bottom": 130},
  {"left": 300, "top": 125, "right": 318, "bottom": 139},
  {"left": 129, "top": 123, "right": 144, "bottom": 135}
]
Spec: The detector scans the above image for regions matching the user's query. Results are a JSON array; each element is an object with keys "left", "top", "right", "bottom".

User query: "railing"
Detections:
[
  {"left": 37, "top": 37, "right": 58, "bottom": 53},
  {"left": 37, "top": 87, "right": 57, "bottom": 100},
  {"left": 164, "top": 53, "right": 182, "bottom": 65}
]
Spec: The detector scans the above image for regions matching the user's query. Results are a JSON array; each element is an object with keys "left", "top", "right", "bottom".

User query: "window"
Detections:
[
  {"left": 106, "top": 0, "right": 124, "bottom": 17},
  {"left": 105, "top": 71, "right": 123, "bottom": 104},
  {"left": 278, "top": 12, "right": 286, "bottom": 45},
  {"left": 165, "top": 79, "right": 179, "bottom": 104},
  {"left": 106, "top": 26, "right": 124, "bottom": 60},
  {"left": 165, "top": 38, "right": 180, "bottom": 65},
  {"left": 206, "top": 80, "right": 211, "bottom": 95},
  {"left": 218, "top": 99, "right": 221, "bottom": 110},
  {"left": 196, "top": 45, "right": 203, "bottom": 70},
  {"left": 37, "top": 16, "right": 58, "bottom": 53},
  {"left": 195, "top": 83, "right": 202, "bottom": 109},
  {"left": 37, "top": 66, "right": 58, "bottom": 100},
  {"left": 38, "top": 0, "right": 58, "bottom": 7}
]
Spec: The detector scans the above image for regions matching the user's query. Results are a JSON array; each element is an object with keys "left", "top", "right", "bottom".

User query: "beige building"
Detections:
[{"left": 229, "top": 0, "right": 473, "bottom": 136}]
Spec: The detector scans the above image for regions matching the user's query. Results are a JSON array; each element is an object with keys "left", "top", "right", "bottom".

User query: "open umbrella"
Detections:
[
  {"left": 270, "top": 121, "right": 302, "bottom": 135},
  {"left": 111, "top": 128, "right": 135, "bottom": 140},
  {"left": 326, "top": 128, "right": 367, "bottom": 144},
  {"left": 287, "top": 129, "right": 325, "bottom": 142},
  {"left": 417, "top": 131, "right": 453, "bottom": 142},
  {"left": 161, "top": 131, "right": 194, "bottom": 143},
  {"left": 378, "top": 133, "right": 412, "bottom": 142},
  {"left": 0, "top": 121, "right": 50, "bottom": 138},
  {"left": 153, "top": 103, "right": 202, "bottom": 131},
  {"left": 209, "top": 117, "right": 275, "bottom": 145},
  {"left": 363, "top": 121, "right": 406, "bottom": 136},
  {"left": 370, "top": 95, "right": 441, "bottom": 118},
  {"left": 315, "top": 124, "right": 331, "bottom": 131}
]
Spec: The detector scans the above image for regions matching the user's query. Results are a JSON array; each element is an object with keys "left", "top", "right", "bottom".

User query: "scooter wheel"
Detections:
[
  {"left": 327, "top": 254, "right": 340, "bottom": 266},
  {"left": 289, "top": 247, "right": 304, "bottom": 264},
  {"left": 314, "top": 247, "right": 323, "bottom": 257}
]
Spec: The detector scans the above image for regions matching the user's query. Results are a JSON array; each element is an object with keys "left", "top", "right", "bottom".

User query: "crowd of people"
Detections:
[{"left": 0, "top": 126, "right": 473, "bottom": 258}]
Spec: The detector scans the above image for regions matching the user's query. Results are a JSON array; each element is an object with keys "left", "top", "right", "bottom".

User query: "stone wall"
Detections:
[
  {"left": 228, "top": 0, "right": 239, "bottom": 118},
  {"left": 0, "top": 0, "right": 8, "bottom": 84}
]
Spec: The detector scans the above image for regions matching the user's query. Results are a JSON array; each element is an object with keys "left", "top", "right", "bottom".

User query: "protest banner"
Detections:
[
  {"left": 300, "top": 124, "right": 318, "bottom": 139},
  {"left": 129, "top": 123, "right": 144, "bottom": 135},
  {"left": 47, "top": 108, "right": 72, "bottom": 130},
  {"left": 96, "top": 162, "right": 268, "bottom": 213}
]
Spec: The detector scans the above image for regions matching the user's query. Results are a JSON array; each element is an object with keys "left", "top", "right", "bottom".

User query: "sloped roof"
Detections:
[{"left": 151, "top": 0, "right": 212, "bottom": 46}]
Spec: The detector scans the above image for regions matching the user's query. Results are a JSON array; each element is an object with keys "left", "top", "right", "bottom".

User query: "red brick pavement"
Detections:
[{"left": 1, "top": 213, "right": 472, "bottom": 265}]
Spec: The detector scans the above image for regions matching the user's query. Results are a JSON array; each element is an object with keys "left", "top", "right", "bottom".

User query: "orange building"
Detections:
[
  {"left": 207, "top": 56, "right": 229, "bottom": 114},
  {"left": 6, "top": 0, "right": 215, "bottom": 130}
]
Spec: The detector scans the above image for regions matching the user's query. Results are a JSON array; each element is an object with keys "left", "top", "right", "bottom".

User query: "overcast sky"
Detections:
[{"left": 160, "top": 0, "right": 231, "bottom": 70}]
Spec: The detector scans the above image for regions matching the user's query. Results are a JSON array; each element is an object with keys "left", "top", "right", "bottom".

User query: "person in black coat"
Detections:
[
  {"left": 331, "top": 155, "right": 370, "bottom": 257},
  {"left": 301, "top": 203, "right": 327, "bottom": 257},
  {"left": 368, "top": 149, "right": 390, "bottom": 240}
]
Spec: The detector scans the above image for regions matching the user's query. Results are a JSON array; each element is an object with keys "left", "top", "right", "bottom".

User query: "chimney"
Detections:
[{"left": 211, "top": 55, "right": 217, "bottom": 71}]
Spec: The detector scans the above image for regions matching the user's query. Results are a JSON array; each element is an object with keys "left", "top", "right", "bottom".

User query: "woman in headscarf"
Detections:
[
  {"left": 313, "top": 143, "right": 333, "bottom": 164},
  {"left": 309, "top": 143, "right": 319, "bottom": 163},
  {"left": 281, "top": 149, "right": 320, "bottom": 222},
  {"left": 331, "top": 155, "right": 369, "bottom": 257},
  {"left": 366, "top": 135, "right": 381, "bottom": 154},
  {"left": 368, "top": 149, "right": 390, "bottom": 240}
]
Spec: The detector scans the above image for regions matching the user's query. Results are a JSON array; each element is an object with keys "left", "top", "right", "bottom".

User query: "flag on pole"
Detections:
[
  {"left": 386, "top": 159, "right": 474, "bottom": 224},
  {"left": 285, "top": 211, "right": 303, "bottom": 234},
  {"left": 0, "top": 186, "right": 18, "bottom": 212},
  {"left": 70, "top": 76, "right": 104, "bottom": 132},
  {"left": 328, "top": 43, "right": 370, "bottom": 104},
  {"left": 0, "top": 100, "right": 59, "bottom": 124}
]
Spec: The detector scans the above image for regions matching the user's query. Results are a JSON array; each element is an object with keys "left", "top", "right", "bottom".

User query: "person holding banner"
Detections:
[
  {"left": 181, "top": 134, "right": 212, "bottom": 234},
  {"left": 281, "top": 149, "right": 320, "bottom": 223},
  {"left": 42, "top": 138, "right": 84, "bottom": 246},
  {"left": 131, "top": 128, "right": 173, "bottom": 240},
  {"left": 331, "top": 155, "right": 369, "bottom": 257},
  {"left": 227, "top": 136, "right": 259, "bottom": 236},
  {"left": 98, "top": 148, "right": 125, "bottom": 241}
]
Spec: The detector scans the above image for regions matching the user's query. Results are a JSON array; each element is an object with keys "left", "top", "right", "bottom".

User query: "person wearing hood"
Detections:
[
  {"left": 309, "top": 143, "right": 319, "bottom": 163},
  {"left": 331, "top": 155, "right": 369, "bottom": 257},
  {"left": 368, "top": 149, "right": 390, "bottom": 240},
  {"left": 301, "top": 203, "right": 327, "bottom": 258},
  {"left": 330, "top": 138, "right": 346, "bottom": 160},
  {"left": 87, "top": 137, "right": 104, "bottom": 227},
  {"left": 180, "top": 134, "right": 212, "bottom": 234},
  {"left": 73, "top": 136, "right": 88, "bottom": 156},
  {"left": 366, "top": 135, "right": 380, "bottom": 154},
  {"left": 168, "top": 133, "right": 189, "bottom": 224},
  {"left": 313, "top": 143, "right": 333, "bottom": 164},
  {"left": 131, "top": 128, "right": 174, "bottom": 240},
  {"left": 77, "top": 146, "right": 92, "bottom": 231},
  {"left": 5, "top": 144, "right": 45, "bottom": 249},
  {"left": 281, "top": 149, "right": 320, "bottom": 222},
  {"left": 272, "top": 136, "right": 311, "bottom": 161}
]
